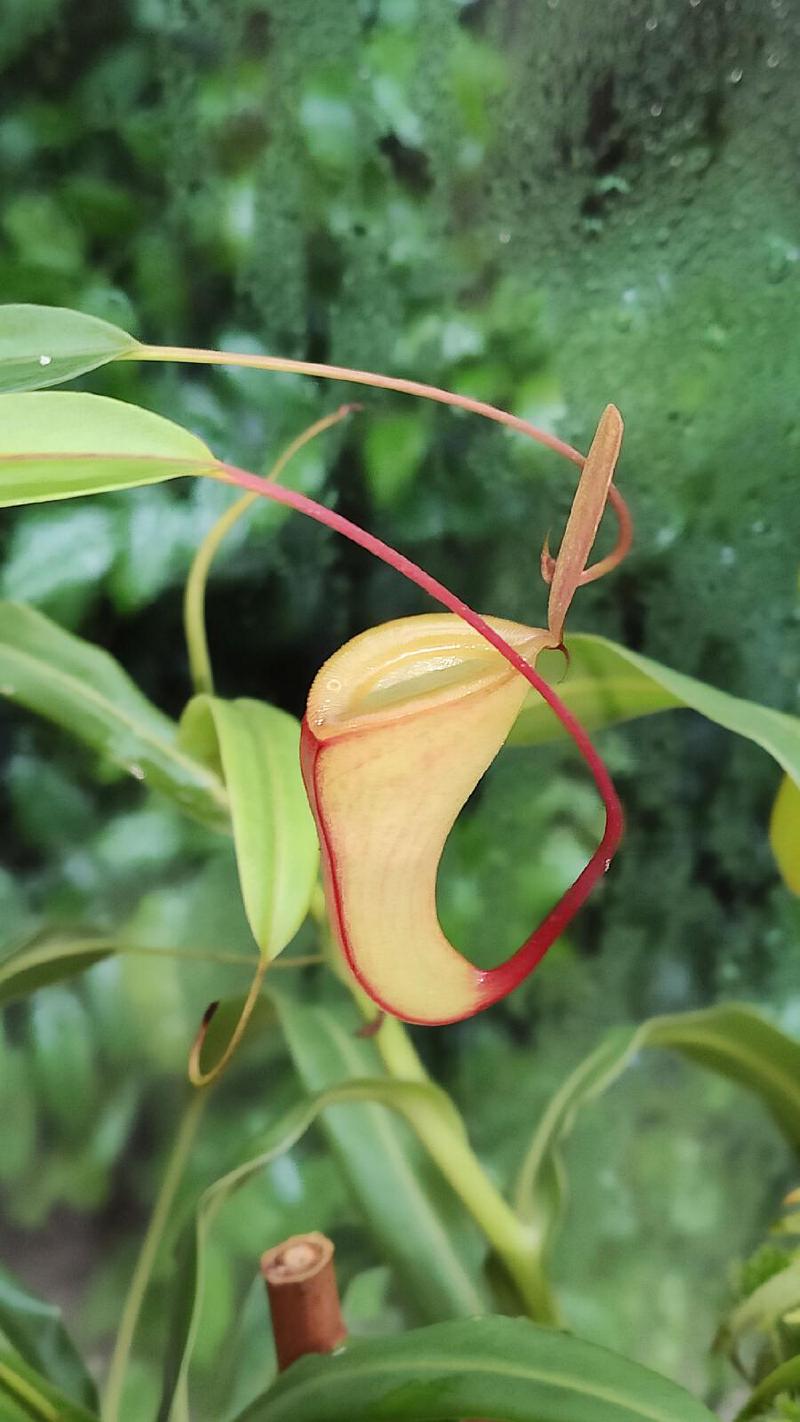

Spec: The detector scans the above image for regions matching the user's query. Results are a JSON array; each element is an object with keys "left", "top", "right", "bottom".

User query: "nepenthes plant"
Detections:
[{"left": 0, "top": 303, "right": 798, "bottom": 1422}]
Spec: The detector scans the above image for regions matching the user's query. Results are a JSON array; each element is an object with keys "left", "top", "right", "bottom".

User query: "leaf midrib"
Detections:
[
  {"left": 584, "top": 637, "right": 800, "bottom": 758},
  {"left": 264, "top": 1349, "right": 698, "bottom": 1422}
]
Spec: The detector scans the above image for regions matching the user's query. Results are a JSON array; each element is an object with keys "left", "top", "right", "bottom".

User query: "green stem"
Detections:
[
  {"left": 188, "top": 957, "right": 267, "bottom": 1087},
  {"left": 352, "top": 991, "right": 559, "bottom": 1323},
  {"left": 171, "top": 1375, "right": 191, "bottom": 1422},
  {"left": 183, "top": 404, "right": 356, "bottom": 696},
  {"left": 414, "top": 1106, "right": 558, "bottom": 1322},
  {"left": 0, "top": 1361, "right": 58, "bottom": 1421},
  {"left": 374, "top": 1013, "right": 430, "bottom": 1084},
  {"left": 102, "top": 1090, "right": 207, "bottom": 1422},
  {"left": 184, "top": 490, "right": 255, "bottom": 696},
  {"left": 16, "top": 938, "right": 321, "bottom": 970},
  {"left": 351, "top": 982, "right": 429, "bottom": 1084}
]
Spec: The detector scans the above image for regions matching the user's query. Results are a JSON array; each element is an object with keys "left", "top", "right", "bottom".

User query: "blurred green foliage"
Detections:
[{"left": 0, "top": 0, "right": 799, "bottom": 1417}]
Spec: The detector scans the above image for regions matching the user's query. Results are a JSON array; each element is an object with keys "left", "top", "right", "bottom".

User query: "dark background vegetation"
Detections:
[{"left": 0, "top": 0, "right": 798, "bottom": 1415}]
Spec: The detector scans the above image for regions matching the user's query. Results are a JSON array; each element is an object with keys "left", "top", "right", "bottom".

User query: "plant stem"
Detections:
[
  {"left": 352, "top": 983, "right": 429, "bottom": 1083},
  {"left": 355, "top": 996, "right": 560, "bottom": 1324},
  {"left": 183, "top": 405, "right": 355, "bottom": 696},
  {"left": 184, "top": 490, "right": 254, "bottom": 695},
  {"left": 103, "top": 1090, "right": 207, "bottom": 1422},
  {"left": 188, "top": 957, "right": 268, "bottom": 1087},
  {"left": 131, "top": 343, "right": 583, "bottom": 467},
  {"left": 411, "top": 1107, "right": 559, "bottom": 1324},
  {"left": 19, "top": 938, "right": 321, "bottom": 970},
  {"left": 132, "top": 340, "right": 631, "bottom": 554},
  {"left": 0, "top": 1361, "right": 58, "bottom": 1421},
  {"left": 374, "top": 1013, "right": 430, "bottom": 1083}
]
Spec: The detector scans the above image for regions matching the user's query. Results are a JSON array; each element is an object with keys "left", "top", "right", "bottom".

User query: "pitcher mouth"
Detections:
[{"left": 305, "top": 613, "right": 556, "bottom": 741}]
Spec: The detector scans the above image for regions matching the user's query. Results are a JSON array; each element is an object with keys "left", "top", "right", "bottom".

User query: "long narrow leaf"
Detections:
[
  {"left": 644, "top": 1006, "right": 800, "bottom": 1143},
  {"left": 0, "top": 1350, "right": 98, "bottom": 1422},
  {"left": 511, "top": 634, "right": 800, "bottom": 790},
  {"left": 0, "top": 1266, "right": 98, "bottom": 1412},
  {"left": 515, "top": 1005, "right": 800, "bottom": 1246},
  {"left": 0, "top": 602, "right": 229, "bottom": 829},
  {"left": 272, "top": 990, "right": 490, "bottom": 1321},
  {"left": 157, "top": 1076, "right": 468, "bottom": 1422},
  {"left": 232, "top": 1315, "right": 717, "bottom": 1422}
]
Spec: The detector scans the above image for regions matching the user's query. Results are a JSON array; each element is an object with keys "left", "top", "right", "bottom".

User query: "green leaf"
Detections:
[
  {"left": 271, "top": 990, "right": 490, "bottom": 1322},
  {"left": 0, "top": 1351, "right": 98, "bottom": 1422},
  {"left": 0, "top": 1265, "right": 98, "bottom": 1412},
  {"left": 643, "top": 1005, "right": 800, "bottom": 1143},
  {"left": 233, "top": 1316, "right": 716, "bottom": 1422},
  {"left": 515, "top": 1005, "right": 800, "bottom": 1250},
  {"left": 0, "top": 602, "right": 229, "bottom": 829},
  {"left": 513, "top": 1024, "right": 641, "bottom": 1248},
  {"left": 771, "top": 775, "right": 800, "bottom": 893},
  {"left": 0, "top": 304, "right": 137, "bottom": 393},
  {"left": 157, "top": 1075, "right": 469, "bottom": 1421},
  {"left": 0, "top": 391, "right": 214, "bottom": 505},
  {"left": 722, "top": 1256, "right": 800, "bottom": 1348},
  {"left": 178, "top": 697, "right": 318, "bottom": 958},
  {"left": 0, "top": 935, "right": 260, "bottom": 1010},
  {"left": 511, "top": 634, "right": 800, "bottom": 789},
  {"left": 0, "top": 938, "right": 110, "bottom": 1009}
]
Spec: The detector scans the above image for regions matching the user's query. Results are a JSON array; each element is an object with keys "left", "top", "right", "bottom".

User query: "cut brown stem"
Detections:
[{"left": 261, "top": 1232, "right": 347, "bottom": 1371}]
